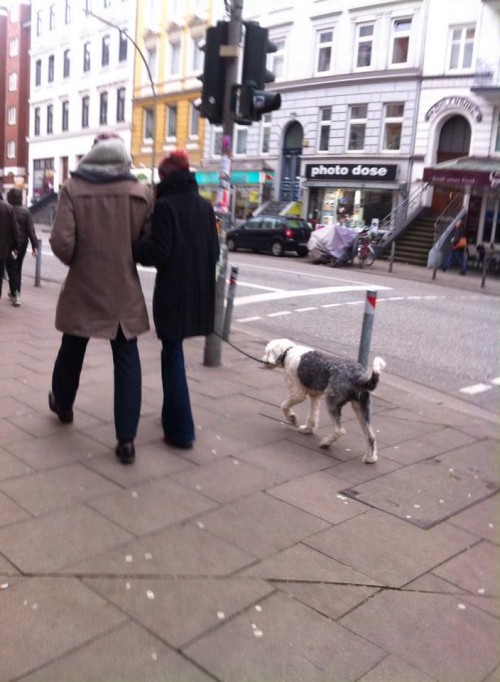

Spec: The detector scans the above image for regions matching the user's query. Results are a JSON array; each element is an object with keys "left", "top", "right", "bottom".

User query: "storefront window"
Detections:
[
  {"left": 483, "top": 196, "right": 500, "bottom": 245},
  {"left": 33, "top": 158, "right": 55, "bottom": 202}
]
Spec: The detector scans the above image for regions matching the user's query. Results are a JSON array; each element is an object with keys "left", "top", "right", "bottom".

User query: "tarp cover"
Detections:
[{"left": 307, "top": 224, "right": 358, "bottom": 263}]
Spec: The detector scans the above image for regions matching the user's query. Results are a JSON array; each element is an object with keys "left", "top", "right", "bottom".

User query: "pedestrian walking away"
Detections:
[
  {"left": 0, "top": 194, "right": 20, "bottom": 301},
  {"left": 48, "top": 132, "right": 154, "bottom": 465},
  {"left": 133, "top": 149, "right": 219, "bottom": 450},
  {"left": 442, "top": 219, "right": 467, "bottom": 275},
  {"left": 5, "top": 188, "right": 39, "bottom": 307}
]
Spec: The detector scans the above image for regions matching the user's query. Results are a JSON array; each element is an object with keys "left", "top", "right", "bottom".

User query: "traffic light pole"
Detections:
[{"left": 203, "top": 0, "right": 243, "bottom": 367}]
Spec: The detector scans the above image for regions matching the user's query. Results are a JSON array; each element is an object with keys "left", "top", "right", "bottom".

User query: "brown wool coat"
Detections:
[{"left": 50, "top": 177, "right": 154, "bottom": 339}]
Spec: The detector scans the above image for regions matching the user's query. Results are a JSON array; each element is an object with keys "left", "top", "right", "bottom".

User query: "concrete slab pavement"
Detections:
[{"left": 0, "top": 277, "right": 499, "bottom": 681}]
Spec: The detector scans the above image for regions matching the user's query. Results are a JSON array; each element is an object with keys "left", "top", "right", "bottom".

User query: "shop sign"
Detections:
[
  {"left": 306, "top": 163, "right": 397, "bottom": 181},
  {"left": 422, "top": 167, "right": 496, "bottom": 188},
  {"left": 195, "top": 170, "right": 264, "bottom": 185}
]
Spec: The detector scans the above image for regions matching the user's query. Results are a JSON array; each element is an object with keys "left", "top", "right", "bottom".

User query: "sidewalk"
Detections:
[{"left": 0, "top": 278, "right": 499, "bottom": 681}]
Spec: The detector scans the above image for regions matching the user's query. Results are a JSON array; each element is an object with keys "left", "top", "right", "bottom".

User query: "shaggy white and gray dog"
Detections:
[{"left": 262, "top": 338, "right": 386, "bottom": 463}]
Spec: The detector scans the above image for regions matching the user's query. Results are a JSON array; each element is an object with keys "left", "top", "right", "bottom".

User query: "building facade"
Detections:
[
  {"left": 0, "top": 2, "right": 31, "bottom": 196},
  {"left": 27, "top": 0, "right": 137, "bottom": 203}
]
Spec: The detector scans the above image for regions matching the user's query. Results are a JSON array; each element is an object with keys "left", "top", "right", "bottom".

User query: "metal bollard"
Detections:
[
  {"left": 388, "top": 241, "right": 395, "bottom": 273},
  {"left": 222, "top": 266, "right": 239, "bottom": 341},
  {"left": 358, "top": 290, "right": 378, "bottom": 368},
  {"left": 35, "top": 238, "right": 42, "bottom": 287},
  {"left": 203, "top": 241, "right": 228, "bottom": 367},
  {"left": 481, "top": 254, "right": 490, "bottom": 289}
]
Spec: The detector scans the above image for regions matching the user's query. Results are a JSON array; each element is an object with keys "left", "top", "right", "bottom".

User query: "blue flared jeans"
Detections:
[{"left": 160, "top": 338, "right": 195, "bottom": 446}]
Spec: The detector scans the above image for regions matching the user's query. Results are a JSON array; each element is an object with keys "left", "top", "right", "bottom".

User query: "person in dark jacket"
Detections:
[
  {"left": 5, "top": 188, "right": 39, "bottom": 306},
  {"left": 442, "top": 219, "right": 467, "bottom": 275},
  {"left": 133, "top": 149, "right": 219, "bottom": 449},
  {"left": 0, "top": 196, "right": 20, "bottom": 301}
]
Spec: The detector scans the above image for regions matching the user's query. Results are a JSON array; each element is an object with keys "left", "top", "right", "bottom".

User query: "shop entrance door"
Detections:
[
  {"left": 280, "top": 121, "right": 303, "bottom": 202},
  {"left": 431, "top": 115, "right": 471, "bottom": 214}
]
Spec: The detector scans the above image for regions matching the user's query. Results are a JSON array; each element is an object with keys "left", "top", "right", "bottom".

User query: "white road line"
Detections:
[
  {"left": 321, "top": 303, "right": 343, "bottom": 308},
  {"left": 459, "top": 383, "right": 493, "bottom": 395},
  {"left": 267, "top": 311, "right": 292, "bottom": 317},
  {"left": 237, "top": 282, "right": 285, "bottom": 292},
  {"left": 237, "top": 316, "right": 262, "bottom": 322},
  {"left": 296, "top": 307, "right": 318, "bottom": 312},
  {"left": 234, "top": 284, "right": 390, "bottom": 306},
  {"left": 491, "top": 377, "right": 500, "bottom": 386}
]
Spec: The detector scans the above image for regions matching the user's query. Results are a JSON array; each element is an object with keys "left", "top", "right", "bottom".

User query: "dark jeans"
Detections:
[
  {"left": 444, "top": 248, "right": 467, "bottom": 274},
  {"left": 160, "top": 339, "right": 195, "bottom": 445},
  {"left": 0, "top": 260, "right": 5, "bottom": 298},
  {"left": 6, "top": 243, "right": 27, "bottom": 294},
  {"left": 52, "top": 327, "right": 142, "bottom": 442}
]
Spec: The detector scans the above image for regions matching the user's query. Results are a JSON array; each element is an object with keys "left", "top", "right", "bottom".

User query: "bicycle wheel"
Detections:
[{"left": 363, "top": 248, "right": 375, "bottom": 266}]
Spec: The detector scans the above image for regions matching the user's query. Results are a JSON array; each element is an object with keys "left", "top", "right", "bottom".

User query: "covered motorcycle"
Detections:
[{"left": 307, "top": 224, "right": 358, "bottom": 265}]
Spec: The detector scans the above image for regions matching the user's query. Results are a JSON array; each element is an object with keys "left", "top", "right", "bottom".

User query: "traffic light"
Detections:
[
  {"left": 239, "top": 22, "right": 282, "bottom": 122},
  {"left": 197, "top": 21, "right": 229, "bottom": 125}
]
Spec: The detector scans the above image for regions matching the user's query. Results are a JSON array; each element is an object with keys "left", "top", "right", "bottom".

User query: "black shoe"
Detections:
[
  {"left": 164, "top": 434, "right": 193, "bottom": 450},
  {"left": 48, "top": 392, "right": 74, "bottom": 423},
  {"left": 115, "top": 440, "right": 135, "bottom": 465}
]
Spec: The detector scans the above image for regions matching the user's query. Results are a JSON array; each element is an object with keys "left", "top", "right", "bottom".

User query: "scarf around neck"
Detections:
[{"left": 72, "top": 139, "right": 136, "bottom": 183}]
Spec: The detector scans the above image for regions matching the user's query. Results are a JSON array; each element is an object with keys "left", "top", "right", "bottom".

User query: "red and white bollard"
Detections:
[{"left": 357, "top": 290, "right": 378, "bottom": 368}]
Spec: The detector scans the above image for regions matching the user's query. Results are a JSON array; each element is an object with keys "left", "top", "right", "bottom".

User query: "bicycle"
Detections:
[{"left": 356, "top": 233, "right": 376, "bottom": 267}]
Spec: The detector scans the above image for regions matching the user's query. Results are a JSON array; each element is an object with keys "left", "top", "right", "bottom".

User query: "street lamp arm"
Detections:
[{"left": 83, "top": 8, "right": 157, "bottom": 184}]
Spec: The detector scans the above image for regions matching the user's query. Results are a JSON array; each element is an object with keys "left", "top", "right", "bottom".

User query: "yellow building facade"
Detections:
[{"left": 131, "top": 0, "right": 216, "bottom": 179}]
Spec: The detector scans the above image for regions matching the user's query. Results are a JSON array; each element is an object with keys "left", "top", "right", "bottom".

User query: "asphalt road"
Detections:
[{"left": 26, "top": 242, "right": 500, "bottom": 417}]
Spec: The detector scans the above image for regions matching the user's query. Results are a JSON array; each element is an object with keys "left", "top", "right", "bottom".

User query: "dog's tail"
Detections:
[{"left": 360, "top": 356, "right": 386, "bottom": 391}]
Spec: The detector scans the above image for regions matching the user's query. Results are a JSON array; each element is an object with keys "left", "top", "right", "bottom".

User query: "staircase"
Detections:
[
  {"left": 390, "top": 216, "right": 436, "bottom": 266},
  {"left": 29, "top": 192, "right": 58, "bottom": 225}
]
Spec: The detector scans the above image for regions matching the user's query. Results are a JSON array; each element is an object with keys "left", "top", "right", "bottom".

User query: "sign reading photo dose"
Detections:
[{"left": 306, "top": 163, "right": 398, "bottom": 181}]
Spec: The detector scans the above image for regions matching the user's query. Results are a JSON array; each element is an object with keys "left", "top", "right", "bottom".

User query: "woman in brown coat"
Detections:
[{"left": 49, "top": 133, "right": 154, "bottom": 464}]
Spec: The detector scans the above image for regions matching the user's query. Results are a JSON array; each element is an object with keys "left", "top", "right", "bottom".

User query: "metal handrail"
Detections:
[
  {"left": 433, "top": 194, "right": 463, "bottom": 243},
  {"left": 375, "top": 182, "right": 428, "bottom": 253}
]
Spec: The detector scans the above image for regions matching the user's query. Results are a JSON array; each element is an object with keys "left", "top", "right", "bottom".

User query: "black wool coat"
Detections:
[
  {"left": 133, "top": 171, "right": 220, "bottom": 341},
  {"left": 0, "top": 201, "right": 20, "bottom": 260}
]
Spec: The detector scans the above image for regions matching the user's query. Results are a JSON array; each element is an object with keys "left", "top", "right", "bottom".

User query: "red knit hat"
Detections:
[{"left": 158, "top": 149, "right": 190, "bottom": 179}]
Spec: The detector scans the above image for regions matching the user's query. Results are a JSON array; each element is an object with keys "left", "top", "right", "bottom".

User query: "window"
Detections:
[
  {"left": 347, "top": 104, "right": 367, "bottom": 150},
  {"left": 166, "top": 104, "right": 177, "bottom": 138},
  {"left": 269, "top": 38, "right": 285, "bottom": 79},
  {"left": 146, "top": 46, "right": 157, "bottom": 79},
  {"left": 63, "top": 49, "right": 70, "bottom": 78},
  {"left": 318, "top": 106, "right": 331, "bottom": 151},
  {"left": 144, "top": 107, "right": 154, "bottom": 140},
  {"left": 8, "top": 106, "right": 16, "bottom": 125},
  {"left": 116, "top": 87, "right": 126, "bottom": 122},
  {"left": 36, "top": 10, "right": 42, "bottom": 36},
  {"left": 34, "top": 107, "right": 41, "bottom": 136},
  {"left": 189, "top": 101, "right": 200, "bottom": 137},
  {"left": 8, "top": 72, "right": 17, "bottom": 91},
  {"left": 495, "top": 112, "right": 500, "bottom": 153},
  {"left": 65, "top": 0, "right": 71, "bottom": 24},
  {"left": 316, "top": 29, "right": 333, "bottom": 73},
  {"left": 62, "top": 101, "right": 69, "bottom": 131},
  {"left": 261, "top": 113, "right": 271, "bottom": 153},
  {"left": 355, "top": 23, "right": 373, "bottom": 68},
  {"left": 119, "top": 32, "right": 128, "bottom": 61},
  {"left": 47, "top": 104, "right": 53, "bottom": 134},
  {"left": 382, "top": 103, "right": 404, "bottom": 150},
  {"left": 83, "top": 42, "right": 91, "bottom": 72},
  {"left": 212, "top": 127, "right": 223, "bottom": 156},
  {"left": 235, "top": 127, "right": 248, "bottom": 155},
  {"left": 81, "top": 95, "right": 89, "bottom": 128},
  {"left": 49, "top": 4, "right": 56, "bottom": 30},
  {"left": 35, "top": 59, "right": 42, "bottom": 86},
  {"left": 7, "top": 141, "right": 15, "bottom": 159},
  {"left": 9, "top": 38, "right": 18, "bottom": 57},
  {"left": 191, "top": 36, "right": 203, "bottom": 72},
  {"left": 449, "top": 26, "right": 475, "bottom": 70},
  {"left": 48, "top": 55, "right": 55, "bottom": 82},
  {"left": 391, "top": 18, "right": 411, "bottom": 65},
  {"left": 169, "top": 41, "right": 181, "bottom": 75},
  {"left": 99, "top": 91, "right": 108, "bottom": 124},
  {"left": 102, "top": 35, "right": 110, "bottom": 67}
]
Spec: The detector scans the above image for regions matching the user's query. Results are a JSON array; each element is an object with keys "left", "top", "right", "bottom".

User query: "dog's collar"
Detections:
[{"left": 276, "top": 346, "right": 294, "bottom": 366}]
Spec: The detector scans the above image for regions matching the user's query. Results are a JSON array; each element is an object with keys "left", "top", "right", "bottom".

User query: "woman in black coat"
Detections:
[
  {"left": 6, "top": 188, "right": 38, "bottom": 306},
  {"left": 133, "top": 150, "right": 219, "bottom": 448}
]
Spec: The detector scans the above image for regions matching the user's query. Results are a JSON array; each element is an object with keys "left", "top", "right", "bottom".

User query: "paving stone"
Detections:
[
  {"left": 340, "top": 457, "right": 498, "bottom": 528},
  {"left": 87, "top": 477, "right": 218, "bottom": 536},
  {"left": 0, "top": 505, "right": 133, "bottom": 572},
  {"left": 447, "top": 492, "right": 500, "bottom": 543},
  {"left": 305, "top": 509, "right": 476, "bottom": 587},
  {"left": 17, "top": 621, "right": 213, "bottom": 682},
  {"left": 357, "top": 655, "right": 436, "bottom": 681},
  {"left": 0, "top": 490, "right": 31, "bottom": 526},
  {"left": 380, "top": 426, "right": 478, "bottom": 465},
  {"left": 432, "top": 539, "right": 500, "bottom": 596},
  {"left": 3, "top": 431, "right": 109, "bottom": 471},
  {"left": 404, "top": 573, "right": 466, "bottom": 594},
  {"left": 86, "top": 576, "right": 274, "bottom": 649},
  {"left": 0, "top": 445, "right": 33, "bottom": 481},
  {"left": 61, "top": 523, "right": 255, "bottom": 576},
  {"left": 184, "top": 591, "right": 385, "bottom": 681},
  {"left": 324, "top": 454, "right": 403, "bottom": 484},
  {"left": 236, "top": 438, "right": 338, "bottom": 478},
  {"left": 196, "top": 491, "right": 330, "bottom": 558},
  {"left": 340, "top": 590, "right": 500, "bottom": 682},
  {"left": 241, "top": 543, "right": 381, "bottom": 585},
  {"left": 0, "top": 396, "right": 33, "bottom": 419},
  {"left": 172, "top": 455, "right": 286, "bottom": 502},
  {"left": 465, "top": 595, "right": 500, "bottom": 619},
  {"left": 0, "top": 463, "right": 121, "bottom": 516},
  {"left": 362, "top": 412, "right": 440, "bottom": 446},
  {"left": 267, "top": 470, "right": 369, "bottom": 523},
  {"left": 0, "top": 577, "right": 125, "bottom": 681},
  {"left": 83, "top": 441, "right": 195, "bottom": 486},
  {"left": 275, "top": 582, "right": 380, "bottom": 620},
  {"left": 435, "top": 440, "right": 500, "bottom": 483}
]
